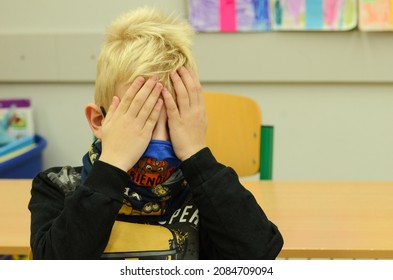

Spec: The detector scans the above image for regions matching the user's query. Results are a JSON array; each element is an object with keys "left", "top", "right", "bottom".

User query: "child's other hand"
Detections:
[
  {"left": 163, "top": 66, "right": 207, "bottom": 161},
  {"left": 99, "top": 77, "right": 163, "bottom": 172}
]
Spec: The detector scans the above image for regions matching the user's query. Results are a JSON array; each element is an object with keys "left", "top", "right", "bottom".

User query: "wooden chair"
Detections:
[{"left": 203, "top": 91, "right": 261, "bottom": 177}]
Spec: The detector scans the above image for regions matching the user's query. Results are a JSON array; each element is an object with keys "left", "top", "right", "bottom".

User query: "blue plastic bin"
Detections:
[{"left": 0, "top": 135, "right": 47, "bottom": 179}]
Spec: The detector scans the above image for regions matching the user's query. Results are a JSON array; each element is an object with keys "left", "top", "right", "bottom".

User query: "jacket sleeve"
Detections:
[
  {"left": 28, "top": 161, "right": 129, "bottom": 259},
  {"left": 180, "top": 148, "right": 284, "bottom": 260}
]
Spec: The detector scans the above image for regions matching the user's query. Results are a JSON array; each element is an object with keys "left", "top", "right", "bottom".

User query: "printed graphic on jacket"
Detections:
[
  {"left": 102, "top": 202, "right": 199, "bottom": 260},
  {"left": 47, "top": 166, "right": 198, "bottom": 260}
]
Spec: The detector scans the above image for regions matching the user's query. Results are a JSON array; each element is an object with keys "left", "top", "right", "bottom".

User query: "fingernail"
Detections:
[{"left": 136, "top": 76, "right": 145, "bottom": 83}]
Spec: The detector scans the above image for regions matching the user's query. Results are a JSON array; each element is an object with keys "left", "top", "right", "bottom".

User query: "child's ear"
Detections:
[{"left": 85, "top": 103, "right": 104, "bottom": 139}]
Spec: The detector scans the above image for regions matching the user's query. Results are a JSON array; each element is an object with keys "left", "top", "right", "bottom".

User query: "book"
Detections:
[
  {"left": 0, "top": 135, "right": 35, "bottom": 157},
  {"left": 0, "top": 99, "right": 34, "bottom": 147},
  {"left": 0, "top": 141, "right": 37, "bottom": 163}
]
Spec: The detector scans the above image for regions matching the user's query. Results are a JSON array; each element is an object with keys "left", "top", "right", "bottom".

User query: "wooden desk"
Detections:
[
  {"left": 243, "top": 181, "right": 393, "bottom": 259},
  {"left": 0, "top": 179, "right": 31, "bottom": 255},
  {"left": 1, "top": 180, "right": 393, "bottom": 259}
]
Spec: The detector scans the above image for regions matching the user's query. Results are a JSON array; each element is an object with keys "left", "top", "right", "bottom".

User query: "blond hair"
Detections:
[{"left": 95, "top": 7, "right": 197, "bottom": 109}]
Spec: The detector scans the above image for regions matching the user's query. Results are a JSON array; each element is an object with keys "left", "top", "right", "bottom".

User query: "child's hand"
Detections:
[
  {"left": 99, "top": 77, "right": 163, "bottom": 172},
  {"left": 163, "top": 67, "right": 207, "bottom": 161}
]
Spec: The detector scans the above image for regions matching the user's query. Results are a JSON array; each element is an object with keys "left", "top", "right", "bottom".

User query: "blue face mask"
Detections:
[{"left": 128, "top": 140, "right": 181, "bottom": 187}]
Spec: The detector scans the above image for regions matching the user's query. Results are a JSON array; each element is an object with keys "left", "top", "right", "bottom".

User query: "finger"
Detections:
[
  {"left": 171, "top": 70, "right": 189, "bottom": 111},
  {"left": 136, "top": 82, "right": 163, "bottom": 122},
  {"left": 162, "top": 87, "right": 179, "bottom": 119},
  {"left": 128, "top": 77, "right": 159, "bottom": 117},
  {"left": 144, "top": 98, "right": 164, "bottom": 132},
  {"left": 103, "top": 96, "right": 120, "bottom": 122},
  {"left": 178, "top": 66, "right": 200, "bottom": 106},
  {"left": 187, "top": 67, "right": 203, "bottom": 105},
  {"left": 117, "top": 76, "right": 145, "bottom": 114}
]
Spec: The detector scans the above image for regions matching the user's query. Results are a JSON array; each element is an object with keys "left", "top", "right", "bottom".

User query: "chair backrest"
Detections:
[{"left": 203, "top": 91, "right": 261, "bottom": 177}]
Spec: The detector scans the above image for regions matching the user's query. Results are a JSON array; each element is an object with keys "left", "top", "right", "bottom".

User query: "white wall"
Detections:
[{"left": 1, "top": 0, "right": 393, "bottom": 180}]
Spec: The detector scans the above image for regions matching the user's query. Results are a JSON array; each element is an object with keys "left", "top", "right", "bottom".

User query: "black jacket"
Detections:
[{"left": 28, "top": 148, "right": 283, "bottom": 259}]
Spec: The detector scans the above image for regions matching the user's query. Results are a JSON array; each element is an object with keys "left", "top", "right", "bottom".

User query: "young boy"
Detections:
[{"left": 28, "top": 7, "right": 283, "bottom": 260}]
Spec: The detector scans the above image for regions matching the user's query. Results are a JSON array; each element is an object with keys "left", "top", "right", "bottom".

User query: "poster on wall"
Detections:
[
  {"left": 188, "top": 0, "right": 357, "bottom": 32},
  {"left": 358, "top": 0, "right": 393, "bottom": 31},
  {"left": 271, "top": 0, "right": 357, "bottom": 31},
  {"left": 188, "top": 0, "right": 271, "bottom": 32}
]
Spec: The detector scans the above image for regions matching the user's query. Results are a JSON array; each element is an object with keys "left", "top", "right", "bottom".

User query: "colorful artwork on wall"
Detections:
[
  {"left": 188, "top": 0, "right": 357, "bottom": 32},
  {"left": 271, "top": 0, "right": 357, "bottom": 31},
  {"left": 188, "top": 0, "right": 271, "bottom": 32},
  {"left": 358, "top": 0, "right": 393, "bottom": 31}
]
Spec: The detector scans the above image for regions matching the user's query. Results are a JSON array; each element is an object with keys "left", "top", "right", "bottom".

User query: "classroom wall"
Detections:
[{"left": 1, "top": 0, "right": 393, "bottom": 180}]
